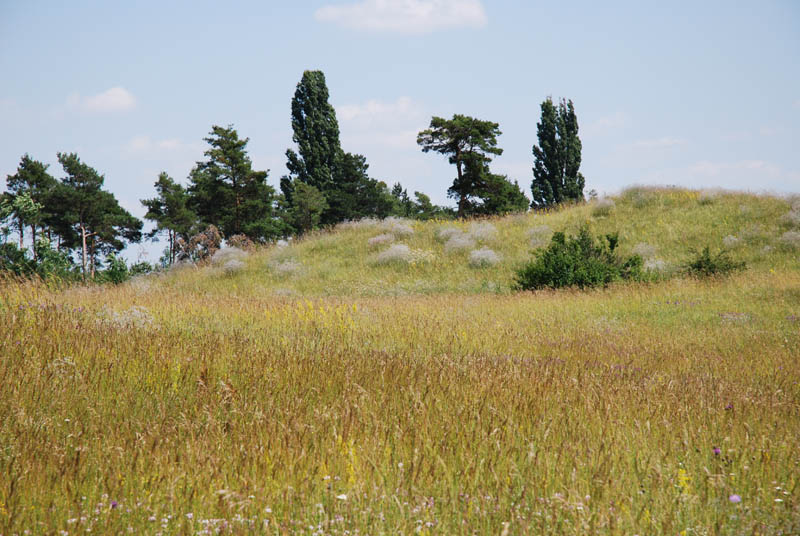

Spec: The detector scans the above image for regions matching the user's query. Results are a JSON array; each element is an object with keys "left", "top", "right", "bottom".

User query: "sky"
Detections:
[{"left": 1, "top": 0, "right": 799, "bottom": 261}]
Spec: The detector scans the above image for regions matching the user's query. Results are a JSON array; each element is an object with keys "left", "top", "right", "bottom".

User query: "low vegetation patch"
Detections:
[
  {"left": 684, "top": 246, "right": 746, "bottom": 277},
  {"left": 469, "top": 247, "right": 501, "bottom": 267},
  {"left": 515, "top": 227, "right": 643, "bottom": 290},
  {"left": 591, "top": 197, "right": 616, "bottom": 217}
]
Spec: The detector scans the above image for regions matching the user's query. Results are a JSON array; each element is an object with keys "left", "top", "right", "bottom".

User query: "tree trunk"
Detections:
[
  {"left": 80, "top": 223, "right": 87, "bottom": 280},
  {"left": 90, "top": 239, "right": 96, "bottom": 278},
  {"left": 31, "top": 225, "right": 37, "bottom": 261},
  {"left": 455, "top": 151, "right": 466, "bottom": 218},
  {"left": 169, "top": 229, "right": 174, "bottom": 265},
  {"left": 18, "top": 216, "right": 23, "bottom": 250}
]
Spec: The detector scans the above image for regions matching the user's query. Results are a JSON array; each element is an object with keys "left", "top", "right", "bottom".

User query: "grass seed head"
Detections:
[{"left": 469, "top": 247, "right": 501, "bottom": 267}]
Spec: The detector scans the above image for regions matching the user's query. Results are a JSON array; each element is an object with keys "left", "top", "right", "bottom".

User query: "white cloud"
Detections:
[
  {"left": 582, "top": 112, "right": 630, "bottom": 138},
  {"left": 630, "top": 136, "right": 687, "bottom": 150},
  {"left": 629, "top": 159, "right": 799, "bottom": 194},
  {"left": 336, "top": 96, "right": 425, "bottom": 149},
  {"left": 124, "top": 136, "right": 200, "bottom": 156},
  {"left": 688, "top": 159, "right": 782, "bottom": 179},
  {"left": 68, "top": 87, "right": 136, "bottom": 113},
  {"left": 338, "top": 96, "right": 420, "bottom": 123},
  {"left": 315, "top": 0, "right": 487, "bottom": 34},
  {"left": 0, "top": 97, "right": 15, "bottom": 112}
]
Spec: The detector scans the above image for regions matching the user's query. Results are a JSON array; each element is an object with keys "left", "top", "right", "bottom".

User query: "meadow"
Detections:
[{"left": 1, "top": 187, "right": 799, "bottom": 534}]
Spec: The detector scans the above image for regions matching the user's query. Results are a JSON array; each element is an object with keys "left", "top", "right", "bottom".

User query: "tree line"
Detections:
[{"left": 1, "top": 70, "right": 586, "bottom": 280}]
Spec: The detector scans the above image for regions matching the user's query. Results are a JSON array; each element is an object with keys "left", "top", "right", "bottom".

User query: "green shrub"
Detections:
[
  {"left": 684, "top": 246, "right": 745, "bottom": 277},
  {"left": 514, "top": 227, "right": 643, "bottom": 290},
  {"left": 99, "top": 253, "right": 130, "bottom": 285},
  {"left": 0, "top": 243, "right": 34, "bottom": 276}
]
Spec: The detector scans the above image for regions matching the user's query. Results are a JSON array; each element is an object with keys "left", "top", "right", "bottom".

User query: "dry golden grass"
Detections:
[{"left": 1, "top": 188, "right": 799, "bottom": 534}]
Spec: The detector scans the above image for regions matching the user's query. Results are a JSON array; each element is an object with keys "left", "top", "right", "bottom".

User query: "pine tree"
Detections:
[
  {"left": 289, "top": 181, "right": 328, "bottom": 234},
  {"left": 531, "top": 98, "right": 585, "bottom": 208},
  {"left": 141, "top": 172, "right": 196, "bottom": 264},
  {"left": 54, "top": 153, "right": 141, "bottom": 278},
  {"left": 188, "top": 125, "right": 283, "bottom": 241},
  {"left": 418, "top": 114, "right": 525, "bottom": 217},
  {"left": 5, "top": 154, "right": 57, "bottom": 258}
]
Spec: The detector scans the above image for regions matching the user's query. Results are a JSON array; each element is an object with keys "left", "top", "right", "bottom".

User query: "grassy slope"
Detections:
[
  {"left": 160, "top": 187, "right": 797, "bottom": 296},
  {"left": 1, "top": 188, "right": 799, "bottom": 535}
]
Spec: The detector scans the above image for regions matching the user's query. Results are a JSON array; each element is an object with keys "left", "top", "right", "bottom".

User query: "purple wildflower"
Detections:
[
  {"left": 725, "top": 403, "right": 733, "bottom": 410},
  {"left": 713, "top": 447, "right": 721, "bottom": 456},
  {"left": 110, "top": 501, "right": 118, "bottom": 509},
  {"left": 729, "top": 494, "right": 741, "bottom": 503}
]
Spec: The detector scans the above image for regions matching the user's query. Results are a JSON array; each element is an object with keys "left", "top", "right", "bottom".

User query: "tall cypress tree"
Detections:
[
  {"left": 284, "top": 70, "right": 342, "bottom": 198},
  {"left": 283, "top": 70, "right": 393, "bottom": 227},
  {"left": 531, "top": 98, "right": 585, "bottom": 208}
]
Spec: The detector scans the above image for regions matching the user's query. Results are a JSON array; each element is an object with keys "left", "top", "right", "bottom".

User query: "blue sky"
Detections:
[{"left": 1, "top": 1, "right": 798, "bottom": 260}]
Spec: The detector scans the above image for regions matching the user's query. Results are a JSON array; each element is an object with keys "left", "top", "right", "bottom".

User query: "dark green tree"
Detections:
[
  {"left": 326, "top": 152, "right": 396, "bottom": 222},
  {"left": 283, "top": 70, "right": 396, "bottom": 225},
  {"left": 289, "top": 181, "right": 328, "bottom": 234},
  {"left": 475, "top": 173, "right": 530, "bottom": 215},
  {"left": 390, "top": 183, "right": 413, "bottom": 217},
  {"left": 5, "top": 155, "right": 57, "bottom": 257},
  {"left": 188, "top": 125, "right": 283, "bottom": 241},
  {"left": 285, "top": 70, "right": 342, "bottom": 195},
  {"left": 417, "top": 115, "right": 516, "bottom": 217},
  {"left": 141, "top": 172, "right": 196, "bottom": 264},
  {"left": 531, "top": 98, "right": 585, "bottom": 207},
  {"left": 55, "top": 152, "right": 142, "bottom": 278}
]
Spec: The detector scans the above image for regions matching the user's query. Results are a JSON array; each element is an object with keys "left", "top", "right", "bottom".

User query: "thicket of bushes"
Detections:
[{"left": 514, "top": 228, "right": 644, "bottom": 290}]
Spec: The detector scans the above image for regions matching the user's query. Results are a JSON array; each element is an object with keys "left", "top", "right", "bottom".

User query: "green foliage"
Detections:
[
  {"left": 98, "top": 253, "right": 129, "bottom": 284},
  {"left": 34, "top": 238, "right": 77, "bottom": 281},
  {"left": 0, "top": 242, "right": 34, "bottom": 275},
  {"left": 7, "top": 191, "right": 42, "bottom": 248},
  {"left": 473, "top": 173, "right": 529, "bottom": 215},
  {"left": 189, "top": 125, "right": 283, "bottom": 242},
  {"left": 417, "top": 114, "right": 515, "bottom": 217},
  {"left": 129, "top": 261, "right": 154, "bottom": 277},
  {"left": 325, "top": 152, "right": 396, "bottom": 222},
  {"left": 684, "top": 246, "right": 746, "bottom": 277},
  {"left": 141, "top": 172, "right": 196, "bottom": 265},
  {"left": 5, "top": 154, "right": 58, "bottom": 252},
  {"left": 0, "top": 194, "right": 12, "bottom": 241},
  {"left": 531, "top": 98, "right": 585, "bottom": 207},
  {"left": 283, "top": 71, "right": 394, "bottom": 226},
  {"left": 289, "top": 181, "right": 328, "bottom": 234},
  {"left": 285, "top": 70, "right": 341, "bottom": 194},
  {"left": 390, "top": 184, "right": 455, "bottom": 220},
  {"left": 514, "top": 227, "right": 643, "bottom": 290},
  {"left": 55, "top": 152, "right": 142, "bottom": 278}
]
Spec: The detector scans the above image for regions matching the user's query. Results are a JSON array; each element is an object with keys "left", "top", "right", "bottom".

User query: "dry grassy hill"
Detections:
[
  {"left": 154, "top": 186, "right": 799, "bottom": 297},
  {"left": 1, "top": 187, "right": 799, "bottom": 534}
]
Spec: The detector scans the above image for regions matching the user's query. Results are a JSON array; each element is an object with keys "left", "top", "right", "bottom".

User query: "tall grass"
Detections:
[{"left": 1, "top": 188, "right": 799, "bottom": 534}]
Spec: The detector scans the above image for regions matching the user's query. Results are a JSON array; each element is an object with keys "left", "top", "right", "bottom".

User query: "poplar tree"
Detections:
[
  {"left": 531, "top": 98, "right": 585, "bottom": 207},
  {"left": 284, "top": 70, "right": 341, "bottom": 195},
  {"left": 283, "top": 70, "right": 394, "bottom": 227}
]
